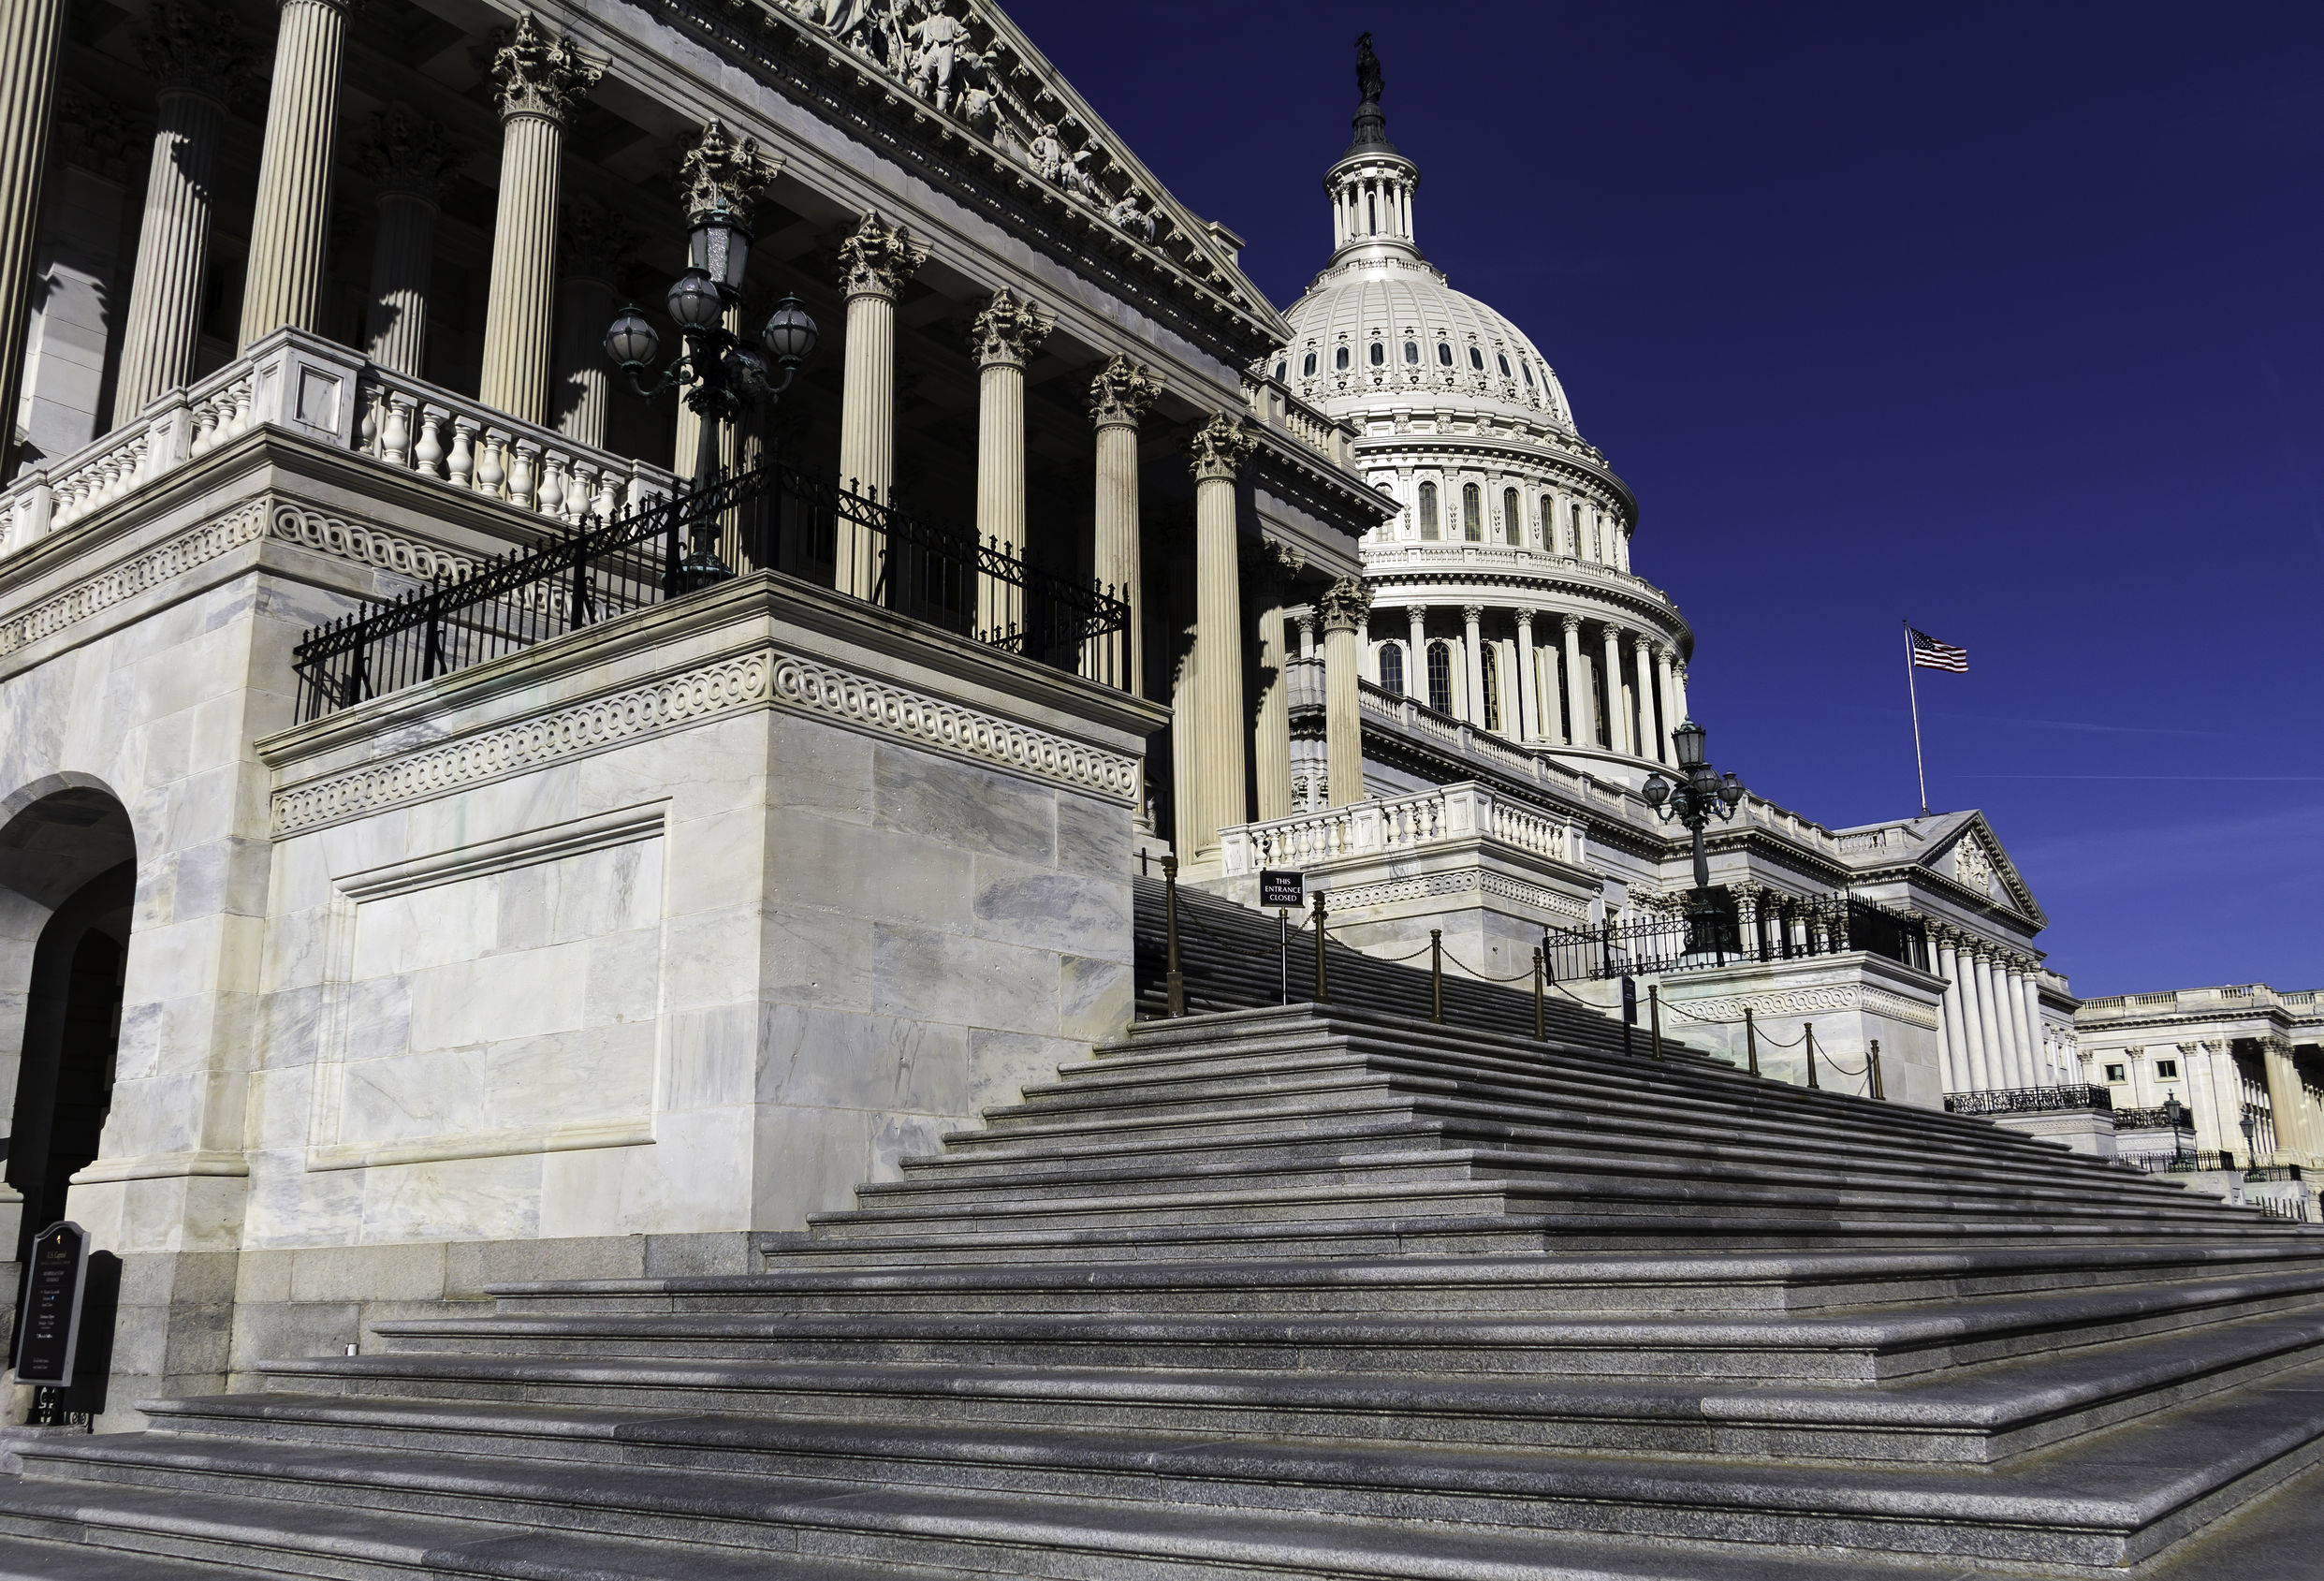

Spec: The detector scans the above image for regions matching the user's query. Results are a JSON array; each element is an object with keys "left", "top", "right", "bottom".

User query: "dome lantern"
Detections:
[{"left": 1326, "top": 33, "right": 1421, "bottom": 261}]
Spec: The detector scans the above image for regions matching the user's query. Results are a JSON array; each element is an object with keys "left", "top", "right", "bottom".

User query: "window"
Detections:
[
  {"left": 1502, "top": 488, "right": 1521, "bottom": 546},
  {"left": 2156, "top": 1059, "right": 2180, "bottom": 1079},
  {"left": 1426, "top": 641, "right": 1454, "bottom": 714},
  {"left": 1539, "top": 493, "right": 1555, "bottom": 545},
  {"left": 1302, "top": 352, "right": 1317, "bottom": 377},
  {"left": 2105, "top": 1063, "right": 2127, "bottom": 1084},
  {"left": 1271, "top": 361, "right": 1286, "bottom": 382},
  {"left": 1367, "top": 191, "right": 1378, "bottom": 233},
  {"left": 1481, "top": 646, "right": 1501, "bottom": 731},
  {"left": 1403, "top": 340, "right": 1419, "bottom": 364},
  {"left": 1469, "top": 345, "right": 1485, "bottom": 370},
  {"left": 1497, "top": 353, "right": 1512, "bottom": 378},
  {"left": 1437, "top": 341, "right": 1454, "bottom": 366},
  {"left": 1379, "top": 642, "right": 1405, "bottom": 696},
  {"left": 1461, "top": 483, "right": 1482, "bottom": 541},
  {"left": 1521, "top": 362, "right": 1534, "bottom": 388},
  {"left": 1368, "top": 340, "right": 1384, "bottom": 366},
  {"left": 1418, "top": 482, "right": 1440, "bottom": 539},
  {"left": 1335, "top": 345, "right": 1350, "bottom": 370}
]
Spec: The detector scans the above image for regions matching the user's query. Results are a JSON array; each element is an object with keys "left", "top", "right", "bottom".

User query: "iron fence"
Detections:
[
  {"left": 291, "top": 461, "right": 1130, "bottom": 721},
  {"left": 1945, "top": 1085, "right": 2114, "bottom": 1117},
  {"left": 2118, "top": 1149, "right": 2230, "bottom": 1173},
  {"left": 1542, "top": 892, "right": 1928, "bottom": 984},
  {"left": 2113, "top": 1106, "right": 2194, "bottom": 1132}
]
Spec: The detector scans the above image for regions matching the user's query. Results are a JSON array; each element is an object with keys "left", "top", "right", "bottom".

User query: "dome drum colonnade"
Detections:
[{"left": 0, "top": 2, "right": 1359, "bottom": 875}]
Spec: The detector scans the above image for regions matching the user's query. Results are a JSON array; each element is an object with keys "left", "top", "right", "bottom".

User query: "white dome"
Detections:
[{"left": 1278, "top": 254, "right": 1579, "bottom": 434}]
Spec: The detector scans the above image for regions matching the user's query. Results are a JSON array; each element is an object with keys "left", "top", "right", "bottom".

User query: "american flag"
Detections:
[{"left": 1909, "top": 628, "right": 1968, "bottom": 673}]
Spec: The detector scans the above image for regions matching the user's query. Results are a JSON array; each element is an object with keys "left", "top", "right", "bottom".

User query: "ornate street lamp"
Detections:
[
  {"left": 1642, "top": 719, "right": 1747, "bottom": 949},
  {"left": 604, "top": 199, "right": 819, "bottom": 591}
]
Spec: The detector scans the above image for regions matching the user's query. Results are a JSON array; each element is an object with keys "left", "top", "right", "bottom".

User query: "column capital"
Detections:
[
  {"left": 354, "top": 108, "right": 464, "bottom": 205},
  {"left": 971, "top": 287, "right": 1054, "bottom": 369},
  {"left": 1513, "top": 608, "right": 1535, "bottom": 632},
  {"left": 1320, "top": 577, "right": 1373, "bottom": 634},
  {"left": 1187, "top": 411, "right": 1259, "bottom": 482},
  {"left": 1461, "top": 603, "right": 1484, "bottom": 624},
  {"left": 490, "top": 12, "right": 603, "bottom": 126},
  {"left": 679, "top": 119, "right": 782, "bottom": 227},
  {"left": 1089, "top": 354, "right": 1161, "bottom": 430},
  {"left": 1560, "top": 612, "right": 1583, "bottom": 634},
  {"left": 143, "top": 0, "right": 245, "bottom": 99},
  {"left": 835, "top": 210, "right": 929, "bottom": 301}
]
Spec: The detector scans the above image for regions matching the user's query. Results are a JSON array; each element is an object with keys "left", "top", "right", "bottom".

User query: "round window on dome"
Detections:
[
  {"left": 1302, "top": 352, "right": 1317, "bottom": 377},
  {"left": 1403, "top": 340, "right": 1419, "bottom": 364},
  {"left": 1368, "top": 341, "right": 1384, "bottom": 367},
  {"left": 1436, "top": 341, "right": 1454, "bottom": 366},
  {"left": 1469, "top": 346, "right": 1485, "bottom": 371},
  {"left": 1497, "top": 354, "right": 1512, "bottom": 378},
  {"left": 1336, "top": 345, "right": 1351, "bottom": 371}
]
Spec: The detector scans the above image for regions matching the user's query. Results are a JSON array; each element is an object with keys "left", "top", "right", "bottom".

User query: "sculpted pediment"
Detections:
[{"left": 1926, "top": 813, "right": 2046, "bottom": 928}]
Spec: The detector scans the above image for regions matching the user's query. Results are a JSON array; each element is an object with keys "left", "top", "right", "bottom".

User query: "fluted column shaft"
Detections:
[
  {"left": 1254, "top": 601, "right": 1293, "bottom": 821},
  {"left": 2009, "top": 967, "right": 2042, "bottom": 1086},
  {"left": 1960, "top": 946, "right": 1995, "bottom": 1090},
  {"left": 1407, "top": 607, "right": 1427, "bottom": 698},
  {"left": 1513, "top": 612, "right": 1541, "bottom": 741},
  {"left": 2000, "top": 962, "right": 2034, "bottom": 1087},
  {"left": 366, "top": 192, "right": 438, "bottom": 377},
  {"left": 1178, "top": 416, "right": 1256, "bottom": 867},
  {"left": 1674, "top": 663, "right": 1691, "bottom": 727},
  {"left": 552, "top": 270, "right": 614, "bottom": 447},
  {"left": 0, "top": 0, "right": 65, "bottom": 461},
  {"left": 478, "top": 113, "right": 564, "bottom": 423},
  {"left": 1655, "top": 647, "right": 1679, "bottom": 760},
  {"left": 970, "top": 290, "right": 1047, "bottom": 638},
  {"left": 1089, "top": 359, "right": 1153, "bottom": 693},
  {"left": 1321, "top": 579, "right": 1368, "bottom": 808},
  {"left": 1561, "top": 617, "right": 1585, "bottom": 746},
  {"left": 2260, "top": 1042, "right": 2305, "bottom": 1165},
  {"left": 1935, "top": 937, "right": 1968, "bottom": 1091},
  {"left": 1971, "top": 950, "right": 2009, "bottom": 1089},
  {"left": 1462, "top": 606, "right": 1487, "bottom": 729},
  {"left": 238, "top": 0, "right": 347, "bottom": 348},
  {"left": 832, "top": 213, "right": 927, "bottom": 599},
  {"left": 1632, "top": 633, "right": 1659, "bottom": 763},
  {"left": 1599, "top": 625, "right": 1629, "bottom": 753},
  {"left": 114, "top": 83, "right": 225, "bottom": 422}
]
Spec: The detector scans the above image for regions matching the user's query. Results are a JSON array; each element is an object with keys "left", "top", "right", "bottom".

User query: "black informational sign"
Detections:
[
  {"left": 16, "top": 1222, "right": 90, "bottom": 1385},
  {"left": 1621, "top": 975, "right": 1638, "bottom": 1026},
  {"left": 1259, "top": 870, "right": 1305, "bottom": 909}
]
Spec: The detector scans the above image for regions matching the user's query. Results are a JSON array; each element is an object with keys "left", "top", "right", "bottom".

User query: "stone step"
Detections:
[
  {"left": 26, "top": 1355, "right": 2324, "bottom": 1570},
  {"left": 489, "top": 1241, "right": 2324, "bottom": 1320}
]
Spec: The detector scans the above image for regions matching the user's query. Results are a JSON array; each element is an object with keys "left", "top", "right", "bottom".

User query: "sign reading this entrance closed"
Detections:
[
  {"left": 15, "top": 1221, "right": 90, "bottom": 1385},
  {"left": 1259, "top": 870, "right": 1305, "bottom": 909}
]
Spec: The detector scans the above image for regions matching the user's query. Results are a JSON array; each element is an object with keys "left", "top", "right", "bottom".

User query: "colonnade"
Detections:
[
  {"left": 1930, "top": 928, "right": 2059, "bottom": 1093},
  {"left": 1377, "top": 603, "right": 1687, "bottom": 764}
]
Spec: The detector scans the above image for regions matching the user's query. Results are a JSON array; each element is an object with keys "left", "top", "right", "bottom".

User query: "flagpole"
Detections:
[{"left": 1904, "top": 619, "right": 1929, "bottom": 817}]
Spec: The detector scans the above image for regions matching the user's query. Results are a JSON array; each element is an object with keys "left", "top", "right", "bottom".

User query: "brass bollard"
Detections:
[
  {"left": 1162, "top": 854, "right": 1184, "bottom": 1017},
  {"left": 1745, "top": 1006, "right": 1760, "bottom": 1076},
  {"left": 1429, "top": 930, "right": 1443, "bottom": 1023}
]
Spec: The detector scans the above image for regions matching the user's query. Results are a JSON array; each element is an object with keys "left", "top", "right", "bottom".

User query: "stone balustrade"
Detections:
[
  {"left": 1220, "top": 780, "right": 1583, "bottom": 877},
  {"left": 1242, "top": 373, "right": 1359, "bottom": 469},
  {"left": 1365, "top": 539, "right": 1676, "bottom": 605},
  {"left": 0, "top": 328, "right": 676, "bottom": 560}
]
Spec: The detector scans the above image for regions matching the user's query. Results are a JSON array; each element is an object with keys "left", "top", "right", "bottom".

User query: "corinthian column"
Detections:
[
  {"left": 1462, "top": 606, "right": 1487, "bottom": 727},
  {"left": 971, "top": 288, "right": 1053, "bottom": 637},
  {"left": 1633, "top": 632, "right": 1660, "bottom": 763},
  {"left": 1655, "top": 645, "right": 1679, "bottom": 762},
  {"left": 112, "top": 3, "right": 239, "bottom": 424},
  {"left": 1561, "top": 615, "right": 1586, "bottom": 746},
  {"left": 1321, "top": 577, "right": 1371, "bottom": 807},
  {"left": 1089, "top": 355, "right": 1158, "bottom": 694},
  {"left": 1177, "top": 413, "right": 1258, "bottom": 867},
  {"left": 1407, "top": 607, "right": 1427, "bottom": 698},
  {"left": 1970, "top": 947, "right": 2008, "bottom": 1089},
  {"left": 477, "top": 14, "right": 600, "bottom": 424},
  {"left": 1600, "top": 624, "right": 1630, "bottom": 753},
  {"left": 1933, "top": 933, "right": 1967, "bottom": 1091},
  {"left": 0, "top": 0, "right": 66, "bottom": 463},
  {"left": 1513, "top": 610, "right": 1542, "bottom": 741},
  {"left": 237, "top": 0, "right": 349, "bottom": 348},
  {"left": 1674, "top": 661, "right": 1691, "bottom": 727},
  {"left": 353, "top": 109, "right": 462, "bottom": 379},
  {"left": 552, "top": 198, "right": 635, "bottom": 448},
  {"left": 833, "top": 211, "right": 928, "bottom": 596},
  {"left": 1253, "top": 574, "right": 1294, "bottom": 823}
]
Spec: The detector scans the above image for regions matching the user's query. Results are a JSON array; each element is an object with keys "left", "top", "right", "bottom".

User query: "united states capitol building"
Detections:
[{"left": 2, "top": 3, "right": 2322, "bottom": 1575}]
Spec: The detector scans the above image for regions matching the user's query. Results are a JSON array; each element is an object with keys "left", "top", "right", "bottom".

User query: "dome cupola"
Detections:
[{"left": 1325, "top": 32, "right": 1421, "bottom": 263}]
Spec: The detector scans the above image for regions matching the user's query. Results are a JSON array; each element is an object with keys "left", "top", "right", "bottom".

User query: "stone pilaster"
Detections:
[
  {"left": 1632, "top": 632, "right": 1659, "bottom": 763},
  {"left": 354, "top": 109, "right": 462, "bottom": 379},
  {"left": 1674, "top": 661, "right": 1691, "bottom": 728},
  {"left": 477, "top": 13, "right": 601, "bottom": 425},
  {"left": 1320, "top": 577, "right": 1370, "bottom": 808},
  {"left": 1655, "top": 646, "right": 1679, "bottom": 763},
  {"left": 1406, "top": 607, "right": 1427, "bottom": 700},
  {"left": 1460, "top": 606, "right": 1487, "bottom": 728},
  {"left": 0, "top": 0, "right": 69, "bottom": 462},
  {"left": 971, "top": 288, "right": 1052, "bottom": 637},
  {"left": 1177, "top": 413, "right": 1258, "bottom": 867},
  {"left": 112, "top": 3, "right": 240, "bottom": 424},
  {"left": 833, "top": 211, "right": 928, "bottom": 596},
  {"left": 237, "top": 0, "right": 348, "bottom": 349},
  {"left": 1089, "top": 356, "right": 1158, "bottom": 694},
  {"left": 1513, "top": 610, "right": 1541, "bottom": 741},
  {"left": 552, "top": 198, "right": 636, "bottom": 448},
  {"left": 1598, "top": 624, "right": 1628, "bottom": 753}
]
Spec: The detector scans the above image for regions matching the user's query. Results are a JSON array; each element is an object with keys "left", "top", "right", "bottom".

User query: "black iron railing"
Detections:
[
  {"left": 291, "top": 461, "right": 1130, "bottom": 721},
  {"left": 1944, "top": 1085, "right": 2114, "bottom": 1117},
  {"left": 1542, "top": 893, "right": 1928, "bottom": 984},
  {"left": 2118, "top": 1149, "right": 2231, "bottom": 1174},
  {"left": 2113, "top": 1105, "right": 2194, "bottom": 1132}
]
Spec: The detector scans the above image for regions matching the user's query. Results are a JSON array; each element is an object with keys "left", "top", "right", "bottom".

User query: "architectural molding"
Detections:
[
  {"left": 0, "top": 499, "right": 267, "bottom": 660},
  {"left": 1678, "top": 983, "right": 1943, "bottom": 1032}
]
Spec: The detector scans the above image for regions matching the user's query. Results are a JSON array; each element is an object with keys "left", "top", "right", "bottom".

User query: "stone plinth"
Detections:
[{"left": 1989, "top": 1109, "right": 2118, "bottom": 1158}]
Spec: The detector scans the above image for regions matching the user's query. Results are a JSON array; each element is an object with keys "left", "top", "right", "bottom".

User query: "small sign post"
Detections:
[
  {"left": 16, "top": 1222, "right": 90, "bottom": 1390},
  {"left": 1258, "top": 870, "right": 1305, "bottom": 909},
  {"left": 1620, "top": 974, "right": 1637, "bottom": 1058}
]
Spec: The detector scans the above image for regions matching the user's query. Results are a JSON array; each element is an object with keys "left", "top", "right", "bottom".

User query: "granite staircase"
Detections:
[{"left": 5, "top": 1001, "right": 2324, "bottom": 1579}]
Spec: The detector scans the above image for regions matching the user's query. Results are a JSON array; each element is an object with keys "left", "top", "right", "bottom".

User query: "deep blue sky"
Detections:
[{"left": 1012, "top": 0, "right": 2323, "bottom": 998}]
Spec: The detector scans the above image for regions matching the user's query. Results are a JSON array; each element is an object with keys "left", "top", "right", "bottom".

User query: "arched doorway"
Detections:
[{"left": 0, "top": 787, "right": 136, "bottom": 1273}]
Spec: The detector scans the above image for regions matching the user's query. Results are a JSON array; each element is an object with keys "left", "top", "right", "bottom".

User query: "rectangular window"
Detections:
[
  {"left": 2156, "top": 1059, "right": 2179, "bottom": 1079},
  {"left": 1462, "top": 484, "right": 1482, "bottom": 541},
  {"left": 1419, "top": 482, "right": 1440, "bottom": 539},
  {"left": 2105, "top": 1063, "right": 2127, "bottom": 1084}
]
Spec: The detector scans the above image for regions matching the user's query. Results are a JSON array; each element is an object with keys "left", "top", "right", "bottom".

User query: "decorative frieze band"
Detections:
[
  {"left": 0, "top": 499, "right": 267, "bottom": 659},
  {"left": 1677, "top": 983, "right": 1942, "bottom": 1031},
  {"left": 273, "top": 648, "right": 1141, "bottom": 836},
  {"left": 268, "top": 500, "right": 478, "bottom": 581},
  {"left": 1324, "top": 866, "right": 1589, "bottom": 921}
]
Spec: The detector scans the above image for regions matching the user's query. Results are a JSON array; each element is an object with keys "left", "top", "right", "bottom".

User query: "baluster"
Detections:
[
  {"left": 382, "top": 394, "right": 415, "bottom": 467},
  {"left": 477, "top": 429, "right": 509, "bottom": 498},
  {"left": 508, "top": 440, "right": 539, "bottom": 510},
  {"left": 414, "top": 405, "right": 447, "bottom": 478},
  {"left": 568, "top": 461, "right": 599, "bottom": 526},
  {"left": 447, "top": 417, "right": 477, "bottom": 490},
  {"left": 228, "top": 376, "right": 256, "bottom": 439},
  {"left": 358, "top": 387, "right": 383, "bottom": 457},
  {"left": 537, "top": 450, "right": 567, "bottom": 520},
  {"left": 591, "top": 467, "right": 619, "bottom": 522}
]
